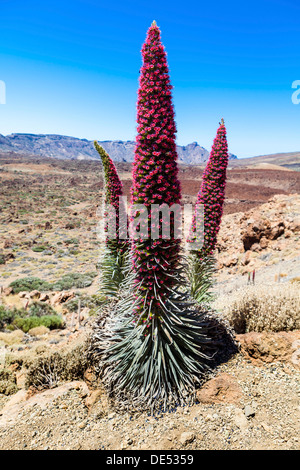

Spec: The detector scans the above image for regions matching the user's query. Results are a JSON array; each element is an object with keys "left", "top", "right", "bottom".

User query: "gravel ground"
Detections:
[
  {"left": 0, "top": 354, "right": 299, "bottom": 451},
  {"left": 215, "top": 256, "right": 300, "bottom": 297}
]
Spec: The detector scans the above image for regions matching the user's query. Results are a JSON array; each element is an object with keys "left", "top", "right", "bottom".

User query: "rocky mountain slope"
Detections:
[{"left": 0, "top": 133, "right": 237, "bottom": 163}]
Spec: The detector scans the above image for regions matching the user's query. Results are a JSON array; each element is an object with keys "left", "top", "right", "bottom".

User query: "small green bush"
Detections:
[
  {"left": 0, "top": 305, "right": 25, "bottom": 330},
  {"left": 0, "top": 304, "right": 61, "bottom": 332},
  {"left": 28, "top": 301, "right": 57, "bottom": 317},
  {"left": 32, "top": 246, "right": 48, "bottom": 253},
  {"left": 9, "top": 277, "right": 52, "bottom": 294},
  {"left": 12, "top": 315, "right": 64, "bottom": 333},
  {"left": 0, "top": 254, "right": 5, "bottom": 265},
  {"left": 65, "top": 238, "right": 79, "bottom": 245},
  {"left": 52, "top": 272, "right": 97, "bottom": 291},
  {"left": 9, "top": 272, "right": 98, "bottom": 294},
  {"left": 65, "top": 294, "right": 106, "bottom": 313},
  {"left": 68, "top": 248, "right": 80, "bottom": 255}
]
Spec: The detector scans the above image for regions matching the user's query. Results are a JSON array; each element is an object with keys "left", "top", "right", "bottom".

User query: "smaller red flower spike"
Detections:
[
  {"left": 189, "top": 119, "right": 229, "bottom": 257},
  {"left": 94, "top": 141, "right": 127, "bottom": 251},
  {"left": 94, "top": 141, "right": 122, "bottom": 209}
]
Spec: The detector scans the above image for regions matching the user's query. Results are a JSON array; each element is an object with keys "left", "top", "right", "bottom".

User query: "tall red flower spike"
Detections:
[
  {"left": 189, "top": 119, "right": 229, "bottom": 257},
  {"left": 131, "top": 21, "right": 181, "bottom": 326}
]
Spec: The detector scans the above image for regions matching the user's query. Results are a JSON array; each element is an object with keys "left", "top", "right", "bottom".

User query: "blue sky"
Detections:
[{"left": 0, "top": 0, "right": 299, "bottom": 158}]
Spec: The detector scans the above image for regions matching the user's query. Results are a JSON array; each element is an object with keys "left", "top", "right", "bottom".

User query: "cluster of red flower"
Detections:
[
  {"left": 130, "top": 23, "right": 182, "bottom": 326},
  {"left": 189, "top": 120, "right": 229, "bottom": 258}
]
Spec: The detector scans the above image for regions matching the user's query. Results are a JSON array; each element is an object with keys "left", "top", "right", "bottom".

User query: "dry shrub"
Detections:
[
  {"left": 25, "top": 344, "right": 89, "bottom": 390},
  {"left": 0, "top": 330, "right": 25, "bottom": 346},
  {"left": 0, "top": 368, "right": 18, "bottom": 395},
  {"left": 215, "top": 283, "right": 300, "bottom": 334}
]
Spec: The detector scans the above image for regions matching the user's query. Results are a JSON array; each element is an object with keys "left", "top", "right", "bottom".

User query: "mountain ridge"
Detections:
[{"left": 0, "top": 133, "right": 237, "bottom": 164}]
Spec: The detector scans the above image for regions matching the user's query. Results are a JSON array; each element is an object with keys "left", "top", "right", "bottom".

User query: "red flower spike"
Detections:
[
  {"left": 131, "top": 22, "right": 181, "bottom": 321},
  {"left": 189, "top": 119, "right": 229, "bottom": 257},
  {"left": 94, "top": 141, "right": 129, "bottom": 296},
  {"left": 94, "top": 141, "right": 128, "bottom": 251}
]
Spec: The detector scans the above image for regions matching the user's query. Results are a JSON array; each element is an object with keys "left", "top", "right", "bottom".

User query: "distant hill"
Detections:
[
  {"left": 229, "top": 151, "right": 300, "bottom": 171},
  {"left": 0, "top": 133, "right": 237, "bottom": 164}
]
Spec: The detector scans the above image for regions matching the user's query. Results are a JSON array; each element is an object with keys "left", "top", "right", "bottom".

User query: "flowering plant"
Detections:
[
  {"left": 94, "top": 141, "right": 129, "bottom": 296},
  {"left": 187, "top": 120, "right": 229, "bottom": 303},
  {"left": 91, "top": 25, "right": 234, "bottom": 412},
  {"left": 189, "top": 119, "right": 229, "bottom": 257}
]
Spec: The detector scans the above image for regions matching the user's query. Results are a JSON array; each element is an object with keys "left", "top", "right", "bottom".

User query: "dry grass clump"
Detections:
[
  {"left": 25, "top": 344, "right": 89, "bottom": 390},
  {"left": 0, "top": 368, "right": 18, "bottom": 395},
  {"left": 214, "top": 283, "right": 300, "bottom": 334},
  {"left": 0, "top": 330, "right": 25, "bottom": 346}
]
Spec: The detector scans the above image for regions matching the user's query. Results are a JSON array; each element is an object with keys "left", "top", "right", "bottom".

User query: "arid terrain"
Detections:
[
  {"left": 0, "top": 152, "right": 299, "bottom": 289},
  {"left": 0, "top": 152, "right": 299, "bottom": 450}
]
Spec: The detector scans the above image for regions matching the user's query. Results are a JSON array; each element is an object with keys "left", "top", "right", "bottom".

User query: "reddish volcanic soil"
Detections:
[
  {"left": 0, "top": 154, "right": 299, "bottom": 216},
  {"left": 120, "top": 164, "right": 300, "bottom": 215}
]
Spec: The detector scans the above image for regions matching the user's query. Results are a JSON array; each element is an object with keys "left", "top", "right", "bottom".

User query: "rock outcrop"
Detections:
[{"left": 217, "top": 194, "right": 300, "bottom": 275}]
